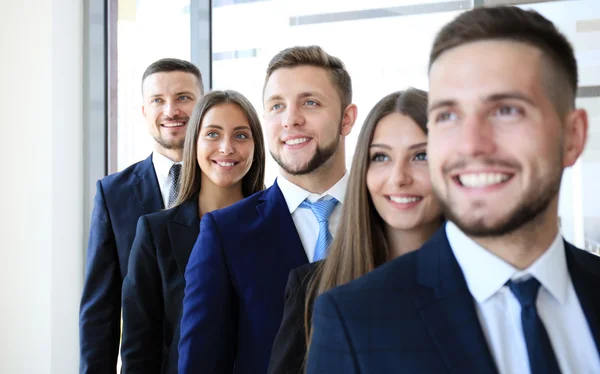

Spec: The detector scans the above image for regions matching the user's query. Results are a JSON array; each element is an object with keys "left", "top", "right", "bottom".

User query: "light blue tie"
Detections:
[{"left": 299, "top": 198, "right": 339, "bottom": 262}]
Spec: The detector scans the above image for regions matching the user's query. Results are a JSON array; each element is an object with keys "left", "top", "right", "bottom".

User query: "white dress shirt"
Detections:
[
  {"left": 446, "top": 221, "right": 600, "bottom": 374},
  {"left": 152, "top": 151, "right": 182, "bottom": 209},
  {"left": 277, "top": 173, "right": 348, "bottom": 262}
]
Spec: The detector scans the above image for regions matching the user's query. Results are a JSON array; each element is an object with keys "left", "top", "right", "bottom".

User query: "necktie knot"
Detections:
[
  {"left": 507, "top": 277, "right": 541, "bottom": 308},
  {"left": 299, "top": 198, "right": 338, "bottom": 223}
]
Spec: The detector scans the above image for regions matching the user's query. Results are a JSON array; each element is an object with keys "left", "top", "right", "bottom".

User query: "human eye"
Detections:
[
  {"left": 371, "top": 153, "right": 390, "bottom": 162},
  {"left": 304, "top": 100, "right": 319, "bottom": 107},
  {"left": 270, "top": 103, "right": 283, "bottom": 111},
  {"left": 413, "top": 151, "right": 427, "bottom": 161},
  {"left": 435, "top": 111, "right": 458, "bottom": 123},
  {"left": 179, "top": 95, "right": 191, "bottom": 101},
  {"left": 151, "top": 98, "right": 163, "bottom": 104},
  {"left": 235, "top": 132, "right": 249, "bottom": 140},
  {"left": 493, "top": 105, "right": 523, "bottom": 117},
  {"left": 206, "top": 131, "right": 219, "bottom": 139}
]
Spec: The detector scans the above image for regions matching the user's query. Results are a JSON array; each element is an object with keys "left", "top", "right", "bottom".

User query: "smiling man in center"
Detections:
[{"left": 178, "top": 45, "right": 357, "bottom": 374}]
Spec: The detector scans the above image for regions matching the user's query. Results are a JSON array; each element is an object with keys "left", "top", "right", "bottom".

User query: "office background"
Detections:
[{"left": 1, "top": 0, "right": 598, "bottom": 372}]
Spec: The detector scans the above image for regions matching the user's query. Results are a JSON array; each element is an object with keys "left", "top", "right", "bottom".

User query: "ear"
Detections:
[
  {"left": 141, "top": 104, "right": 146, "bottom": 118},
  {"left": 340, "top": 103, "right": 358, "bottom": 136},
  {"left": 562, "top": 108, "right": 588, "bottom": 167}
]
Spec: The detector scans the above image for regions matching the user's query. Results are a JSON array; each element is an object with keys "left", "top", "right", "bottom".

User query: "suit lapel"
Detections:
[
  {"left": 133, "top": 154, "right": 163, "bottom": 214},
  {"left": 256, "top": 181, "right": 308, "bottom": 269},
  {"left": 168, "top": 198, "right": 200, "bottom": 276},
  {"left": 415, "top": 227, "right": 498, "bottom": 374},
  {"left": 566, "top": 242, "right": 600, "bottom": 354}
]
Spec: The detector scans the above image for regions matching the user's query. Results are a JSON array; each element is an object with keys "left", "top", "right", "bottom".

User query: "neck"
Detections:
[
  {"left": 386, "top": 221, "right": 441, "bottom": 261},
  {"left": 155, "top": 145, "right": 183, "bottom": 163},
  {"left": 282, "top": 156, "right": 346, "bottom": 195},
  {"left": 198, "top": 178, "right": 244, "bottom": 217},
  {"left": 469, "top": 200, "right": 559, "bottom": 270}
]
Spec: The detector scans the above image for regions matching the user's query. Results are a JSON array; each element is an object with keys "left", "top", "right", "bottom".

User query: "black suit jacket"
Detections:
[
  {"left": 121, "top": 197, "right": 200, "bottom": 374},
  {"left": 268, "top": 261, "right": 321, "bottom": 374},
  {"left": 306, "top": 226, "right": 600, "bottom": 373},
  {"left": 80, "top": 154, "right": 163, "bottom": 374}
]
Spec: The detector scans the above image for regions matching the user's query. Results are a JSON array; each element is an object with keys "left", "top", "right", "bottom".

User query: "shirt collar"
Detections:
[
  {"left": 276, "top": 173, "right": 348, "bottom": 213},
  {"left": 446, "top": 221, "right": 569, "bottom": 304},
  {"left": 152, "top": 151, "right": 181, "bottom": 181}
]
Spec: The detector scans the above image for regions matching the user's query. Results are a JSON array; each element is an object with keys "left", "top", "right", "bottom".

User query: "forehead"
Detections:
[
  {"left": 428, "top": 40, "right": 545, "bottom": 105},
  {"left": 142, "top": 71, "right": 199, "bottom": 97},
  {"left": 202, "top": 103, "right": 248, "bottom": 126},
  {"left": 263, "top": 65, "right": 338, "bottom": 101},
  {"left": 372, "top": 113, "right": 426, "bottom": 147}
]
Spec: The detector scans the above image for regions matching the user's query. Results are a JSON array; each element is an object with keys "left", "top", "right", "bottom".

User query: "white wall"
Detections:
[{"left": 0, "top": 0, "right": 83, "bottom": 373}]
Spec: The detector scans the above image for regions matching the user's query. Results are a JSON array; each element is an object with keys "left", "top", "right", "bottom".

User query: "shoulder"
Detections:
[
  {"left": 291, "top": 261, "right": 321, "bottom": 284},
  {"left": 98, "top": 158, "right": 148, "bottom": 191},
  {"left": 320, "top": 250, "right": 420, "bottom": 309},
  {"left": 566, "top": 241, "right": 600, "bottom": 276},
  {"left": 209, "top": 187, "right": 269, "bottom": 221}
]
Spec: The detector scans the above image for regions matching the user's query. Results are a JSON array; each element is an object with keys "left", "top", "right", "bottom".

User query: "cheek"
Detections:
[{"left": 366, "top": 166, "right": 386, "bottom": 197}]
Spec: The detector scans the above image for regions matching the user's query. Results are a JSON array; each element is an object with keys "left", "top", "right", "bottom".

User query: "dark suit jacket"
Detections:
[
  {"left": 268, "top": 261, "right": 320, "bottom": 374},
  {"left": 79, "top": 155, "right": 163, "bottom": 374},
  {"left": 178, "top": 181, "right": 309, "bottom": 374},
  {"left": 121, "top": 197, "right": 200, "bottom": 374},
  {"left": 306, "top": 226, "right": 600, "bottom": 373}
]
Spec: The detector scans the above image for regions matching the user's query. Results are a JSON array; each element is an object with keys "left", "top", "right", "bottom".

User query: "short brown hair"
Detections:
[
  {"left": 263, "top": 45, "right": 352, "bottom": 109},
  {"left": 174, "top": 90, "right": 266, "bottom": 206},
  {"left": 141, "top": 58, "right": 204, "bottom": 95},
  {"left": 429, "top": 6, "right": 577, "bottom": 116}
]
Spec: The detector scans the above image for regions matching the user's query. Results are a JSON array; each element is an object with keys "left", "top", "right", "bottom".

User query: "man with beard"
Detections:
[
  {"left": 178, "top": 46, "right": 357, "bottom": 374},
  {"left": 306, "top": 6, "right": 600, "bottom": 374},
  {"left": 79, "top": 58, "right": 203, "bottom": 374}
]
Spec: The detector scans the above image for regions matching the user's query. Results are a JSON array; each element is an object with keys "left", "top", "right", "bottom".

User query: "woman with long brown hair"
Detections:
[
  {"left": 268, "top": 88, "right": 443, "bottom": 373},
  {"left": 120, "top": 90, "right": 266, "bottom": 374}
]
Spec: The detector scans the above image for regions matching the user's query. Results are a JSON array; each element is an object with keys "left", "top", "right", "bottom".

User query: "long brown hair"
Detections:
[
  {"left": 174, "top": 90, "right": 266, "bottom": 206},
  {"left": 303, "top": 88, "right": 429, "bottom": 352}
]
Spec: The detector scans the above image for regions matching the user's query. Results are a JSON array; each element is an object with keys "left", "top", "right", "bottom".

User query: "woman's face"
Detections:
[
  {"left": 366, "top": 112, "right": 443, "bottom": 232},
  {"left": 197, "top": 103, "right": 255, "bottom": 190}
]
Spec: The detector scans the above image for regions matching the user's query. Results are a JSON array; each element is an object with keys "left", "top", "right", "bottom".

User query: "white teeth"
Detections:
[
  {"left": 217, "top": 161, "right": 235, "bottom": 167},
  {"left": 285, "top": 138, "right": 309, "bottom": 145},
  {"left": 459, "top": 173, "right": 510, "bottom": 188},
  {"left": 389, "top": 196, "right": 422, "bottom": 204},
  {"left": 162, "top": 122, "right": 184, "bottom": 128}
]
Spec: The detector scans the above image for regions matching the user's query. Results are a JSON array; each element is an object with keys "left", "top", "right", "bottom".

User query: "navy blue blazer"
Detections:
[
  {"left": 79, "top": 155, "right": 163, "bottom": 374},
  {"left": 178, "top": 181, "right": 309, "bottom": 374},
  {"left": 121, "top": 197, "right": 200, "bottom": 374},
  {"left": 306, "top": 226, "right": 600, "bottom": 373}
]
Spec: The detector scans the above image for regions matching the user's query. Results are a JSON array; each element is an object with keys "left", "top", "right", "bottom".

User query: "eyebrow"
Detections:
[
  {"left": 148, "top": 91, "right": 196, "bottom": 99},
  {"left": 370, "top": 142, "right": 427, "bottom": 151},
  {"left": 203, "top": 124, "right": 251, "bottom": 131},
  {"left": 428, "top": 91, "right": 536, "bottom": 112},
  {"left": 265, "top": 91, "right": 323, "bottom": 103}
]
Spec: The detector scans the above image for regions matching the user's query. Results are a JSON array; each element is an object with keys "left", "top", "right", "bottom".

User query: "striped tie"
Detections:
[{"left": 299, "top": 198, "right": 339, "bottom": 262}]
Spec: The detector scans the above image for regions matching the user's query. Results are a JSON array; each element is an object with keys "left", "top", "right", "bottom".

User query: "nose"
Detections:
[
  {"left": 219, "top": 137, "right": 234, "bottom": 155},
  {"left": 163, "top": 100, "right": 181, "bottom": 118},
  {"left": 458, "top": 114, "right": 496, "bottom": 156},
  {"left": 390, "top": 160, "right": 413, "bottom": 187},
  {"left": 282, "top": 105, "right": 305, "bottom": 128}
]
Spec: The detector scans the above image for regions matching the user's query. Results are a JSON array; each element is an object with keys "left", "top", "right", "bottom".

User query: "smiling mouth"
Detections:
[
  {"left": 161, "top": 122, "right": 186, "bottom": 128},
  {"left": 283, "top": 137, "right": 310, "bottom": 146},
  {"left": 387, "top": 196, "right": 423, "bottom": 204},
  {"left": 212, "top": 160, "right": 238, "bottom": 167},
  {"left": 455, "top": 172, "right": 512, "bottom": 188}
]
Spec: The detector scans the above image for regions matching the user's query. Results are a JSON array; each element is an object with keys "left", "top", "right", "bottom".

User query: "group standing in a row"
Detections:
[{"left": 79, "top": 6, "right": 600, "bottom": 374}]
